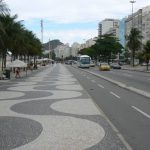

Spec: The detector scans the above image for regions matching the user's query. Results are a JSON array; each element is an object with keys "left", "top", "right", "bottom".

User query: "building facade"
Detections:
[
  {"left": 142, "top": 6, "right": 150, "bottom": 44},
  {"left": 125, "top": 5, "right": 150, "bottom": 45},
  {"left": 78, "top": 38, "right": 97, "bottom": 51},
  {"left": 71, "top": 42, "right": 80, "bottom": 57},
  {"left": 98, "top": 18, "right": 120, "bottom": 37},
  {"left": 125, "top": 9, "right": 142, "bottom": 36},
  {"left": 98, "top": 23, "right": 102, "bottom": 37},
  {"left": 54, "top": 44, "right": 71, "bottom": 59},
  {"left": 119, "top": 18, "right": 126, "bottom": 48}
]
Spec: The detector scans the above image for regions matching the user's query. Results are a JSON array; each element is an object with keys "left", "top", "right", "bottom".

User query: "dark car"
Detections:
[{"left": 110, "top": 63, "right": 121, "bottom": 69}]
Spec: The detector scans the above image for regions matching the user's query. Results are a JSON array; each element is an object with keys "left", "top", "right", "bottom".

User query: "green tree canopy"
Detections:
[
  {"left": 143, "top": 40, "right": 150, "bottom": 70},
  {"left": 0, "top": 13, "right": 42, "bottom": 69},
  {"left": 95, "top": 34, "right": 123, "bottom": 62},
  {"left": 79, "top": 34, "right": 123, "bottom": 63}
]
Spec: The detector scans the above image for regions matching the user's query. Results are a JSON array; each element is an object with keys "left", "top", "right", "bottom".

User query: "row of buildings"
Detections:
[
  {"left": 50, "top": 37, "right": 98, "bottom": 59},
  {"left": 49, "top": 5, "right": 150, "bottom": 59}
]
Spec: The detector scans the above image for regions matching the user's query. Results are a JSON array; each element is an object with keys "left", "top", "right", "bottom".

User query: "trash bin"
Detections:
[{"left": 4, "top": 69, "right": 11, "bottom": 79}]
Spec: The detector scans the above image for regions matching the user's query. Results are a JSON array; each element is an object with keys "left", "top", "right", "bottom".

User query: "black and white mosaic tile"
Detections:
[{"left": 0, "top": 64, "right": 127, "bottom": 150}]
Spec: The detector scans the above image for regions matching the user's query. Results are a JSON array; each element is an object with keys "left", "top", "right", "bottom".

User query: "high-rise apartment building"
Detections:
[
  {"left": 98, "top": 18, "right": 120, "bottom": 38},
  {"left": 125, "top": 9, "right": 142, "bottom": 36},
  {"left": 142, "top": 6, "right": 150, "bottom": 44},
  {"left": 98, "top": 18, "right": 124, "bottom": 60},
  {"left": 71, "top": 42, "right": 80, "bottom": 57},
  {"left": 98, "top": 23, "right": 102, "bottom": 37},
  {"left": 125, "top": 5, "right": 150, "bottom": 45},
  {"left": 119, "top": 18, "right": 126, "bottom": 48},
  {"left": 54, "top": 44, "right": 71, "bottom": 58}
]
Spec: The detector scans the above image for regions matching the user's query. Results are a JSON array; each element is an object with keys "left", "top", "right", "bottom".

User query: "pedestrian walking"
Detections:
[{"left": 15, "top": 67, "right": 20, "bottom": 78}]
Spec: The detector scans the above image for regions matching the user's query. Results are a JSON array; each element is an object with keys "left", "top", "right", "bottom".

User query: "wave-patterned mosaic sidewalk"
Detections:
[{"left": 0, "top": 64, "right": 127, "bottom": 150}]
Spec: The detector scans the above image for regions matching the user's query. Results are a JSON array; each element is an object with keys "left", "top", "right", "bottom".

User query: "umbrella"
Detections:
[{"left": 7, "top": 59, "right": 27, "bottom": 68}]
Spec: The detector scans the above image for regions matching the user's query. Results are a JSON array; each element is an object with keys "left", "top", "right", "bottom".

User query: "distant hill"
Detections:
[{"left": 43, "top": 40, "right": 63, "bottom": 51}]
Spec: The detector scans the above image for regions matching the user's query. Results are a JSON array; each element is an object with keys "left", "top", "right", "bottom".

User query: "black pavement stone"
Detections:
[
  {"left": 0, "top": 116, "right": 42, "bottom": 150},
  {"left": 8, "top": 91, "right": 52, "bottom": 100}
]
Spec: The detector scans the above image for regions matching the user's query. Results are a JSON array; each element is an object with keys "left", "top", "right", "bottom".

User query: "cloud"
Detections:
[
  {"left": 5, "top": 0, "right": 150, "bottom": 23},
  {"left": 36, "top": 28, "right": 97, "bottom": 45},
  {"left": 4, "top": 0, "right": 150, "bottom": 44}
]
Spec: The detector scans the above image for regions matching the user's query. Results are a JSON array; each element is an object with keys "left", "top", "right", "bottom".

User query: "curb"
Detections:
[{"left": 121, "top": 68, "right": 150, "bottom": 73}]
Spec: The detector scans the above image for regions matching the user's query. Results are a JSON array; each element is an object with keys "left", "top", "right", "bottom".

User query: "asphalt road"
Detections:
[
  {"left": 89, "top": 67, "right": 150, "bottom": 93},
  {"left": 68, "top": 66, "right": 150, "bottom": 150}
]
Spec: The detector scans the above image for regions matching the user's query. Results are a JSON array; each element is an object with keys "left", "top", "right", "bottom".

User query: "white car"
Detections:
[{"left": 90, "top": 60, "right": 95, "bottom": 67}]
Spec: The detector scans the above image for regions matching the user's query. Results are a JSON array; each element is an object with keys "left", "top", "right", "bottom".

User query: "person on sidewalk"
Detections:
[{"left": 15, "top": 67, "right": 21, "bottom": 78}]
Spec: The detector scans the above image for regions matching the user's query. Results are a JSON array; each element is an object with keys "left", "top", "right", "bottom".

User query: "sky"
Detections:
[{"left": 5, "top": 0, "right": 150, "bottom": 45}]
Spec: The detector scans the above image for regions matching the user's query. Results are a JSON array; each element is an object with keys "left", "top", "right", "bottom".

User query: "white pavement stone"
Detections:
[
  {"left": 56, "top": 84, "right": 83, "bottom": 91},
  {"left": 51, "top": 99, "right": 101, "bottom": 115},
  {"left": 13, "top": 116, "right": 105, "bottom": 150},
  {"left": 7, "top": 85, "right": 38, "bottom": 92},
  {"left": 0, "top": 91, "right": 24, "bottom": 99},
  {"left": 13, "top": 82, "right": 38, "bottom": 86}
]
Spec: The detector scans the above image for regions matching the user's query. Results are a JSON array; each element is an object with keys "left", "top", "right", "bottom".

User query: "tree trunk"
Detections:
[
  {"left": 2, "top": 52, "right": 6, "bottom": 71},
  {"left": 132, "top": 50, "right": 135, "bottom": 67},
  {"left": 34, "top": 56, "right": 36, "bottom": 66},
  {"left": 27, "top": 55, "right": 30, "bottom": 64},
  {"left": 146, "top": 60, "right": 149, "bottom": 71},
  {"left": 2, "top": 56, "right": 4, "bottom": 71}
]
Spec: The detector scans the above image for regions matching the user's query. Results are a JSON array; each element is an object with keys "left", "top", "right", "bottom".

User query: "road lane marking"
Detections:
[
  {"left": 91, "top": 80, "right": 96, "bottom": 83},
  {"left": 132, "top": 106, "right": 150, "bottom": 119},
  {"left": 98, "top": 84, "right": 104, "bottom": 88},
  {"left": 122, "top": 73, "right": 133, "bottom": 77},
  {"left": 110, "top": 71, "right": 116, "bottom": 73},
  {"left": 87, "top": 76, "right": 90, "bottom": 79},
  {"left": 110, "top": 92, "right": 120, "bottom": 99}
]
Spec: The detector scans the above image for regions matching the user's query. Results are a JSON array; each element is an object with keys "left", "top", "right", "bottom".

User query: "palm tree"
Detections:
[
  {"left": 126, "top": 28, "right": 143, "bottom": 67},
  {"left": 143, "top": 40, "right": 150, "bottom": 70},
  {"left": 0, "top": 0, "right": 9, "bottom": 14},
  {"left": 0, "top": 14, "right": 19, "bottom": 69},
  {"left": 0, "top": 14, "right": 42, "bottom": 70}
]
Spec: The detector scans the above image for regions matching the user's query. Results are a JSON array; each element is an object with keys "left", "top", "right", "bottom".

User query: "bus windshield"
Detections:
[{"left": 81, "top": 57, "right": 90, "bottom": 64}]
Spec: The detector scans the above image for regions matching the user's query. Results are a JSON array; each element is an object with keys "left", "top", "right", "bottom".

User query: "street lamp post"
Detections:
[
  {"left": 49, "top": 38, "right": 51, "bottom": 59},
  {"left": 130, "top": 0, "right": 136, "bottom": 67},
  {"left": 41, "top": 19, "right": 43, "bottom": 44},
  {"left": 130, "top": 0, "right": 136, "bottom": 28}
]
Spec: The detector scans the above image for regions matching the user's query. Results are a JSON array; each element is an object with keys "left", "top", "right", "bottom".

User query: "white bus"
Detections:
[{"left": 77, "top": 55, "right": 90, "bottom": 68}]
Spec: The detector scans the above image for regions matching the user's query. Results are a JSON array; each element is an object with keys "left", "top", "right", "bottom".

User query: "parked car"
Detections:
[
  {"left": 141, "top": 62, "right": 150, "bottom": 66},
  {"left": 73, "top": 60, "right": 77, "bottom": 64},
  {"left": 110, "top": 63, "right": 121, "bottom": 69},
  {"left": 99, "top": 63, "right": 110, "bottom": 71},
  {"left": 90, "top": 60, "right": 95, "bottom": 67},
  {"left": 65, "top": 60, "right": 73, "bottom": 65}
]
